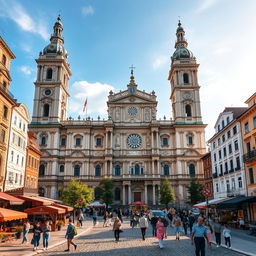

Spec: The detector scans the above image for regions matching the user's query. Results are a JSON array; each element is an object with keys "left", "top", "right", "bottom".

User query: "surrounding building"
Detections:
[
  {"left": 4, "top": 104, "right": 30, "bottom": 191},
  {"left": 201, "top": 152, "right": 213, "bottom": 200},
  {"left": 0, "top": 36, "right": 16, "bottom": 191},
  {"left": 208, "top": 108, "right": 247, "bottom": 199},
  {"left": 24, "top": 131, "right": 41, "bottom": 194},
  {"left": 29, "top": 17, "right": 206, "bottom": 207}
]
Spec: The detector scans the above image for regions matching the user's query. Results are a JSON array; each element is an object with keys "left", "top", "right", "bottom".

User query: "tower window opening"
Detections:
[
  {"left": 185, "top": 105, "right": 192, "bottom": 117},
  {"left": 183, "top": 73, "right": 189, "bottom": 84},
  {"left": 2, "top": 54, "right": 6, "bottom": 66},
  {"left": 189, "top": 164, "right": 196, "bottom": 177},
  {"left": 46, "top": 68, "right": 53, "bottom": 80},
  {"left": 43, "top": 104, "right": 50, "bottom": 117}
]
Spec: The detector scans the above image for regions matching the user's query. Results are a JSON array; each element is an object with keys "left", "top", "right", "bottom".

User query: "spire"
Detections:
[
  {"left": 127, "top": 65, "right": 137, "bottom": 91},
  {"left": 50, "top": 15, "right": 64, "bottom": 44},
  {"left": 175, "top": 20, "right": 188, "bottom": 49}
]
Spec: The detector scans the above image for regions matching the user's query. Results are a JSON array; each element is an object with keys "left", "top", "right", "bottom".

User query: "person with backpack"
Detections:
[
  {"left": 173, "top": 215, "right": 182, "bottom": 240},
  {"left": 139, "top": 213, "right": 149, "bottom": 240},
  {"left": 65, "top": 218, "right": 77, "bottom": 252}
]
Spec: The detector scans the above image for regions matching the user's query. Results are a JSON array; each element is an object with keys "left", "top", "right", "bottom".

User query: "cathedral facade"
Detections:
[{"left": 29, "top": 17, "right": 206, "bottom": 207}]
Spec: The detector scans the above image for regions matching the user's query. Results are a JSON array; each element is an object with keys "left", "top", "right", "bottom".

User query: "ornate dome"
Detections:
[
  {"left": 43, "top": 42, "right": 68, "bottom": 57},
  {"left": 172, "top": 47, "right": 193, "bottom": 60}
]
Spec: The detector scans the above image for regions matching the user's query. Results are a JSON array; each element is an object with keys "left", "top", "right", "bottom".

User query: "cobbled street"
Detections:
[{"left": 39, "top": 221, "right": 244, "bottom": 256}]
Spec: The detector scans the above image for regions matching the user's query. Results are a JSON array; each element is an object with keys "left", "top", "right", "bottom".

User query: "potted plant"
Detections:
[
  {"left": 56, "top": 220, "right": 65, "bottom": 231},
  {"left": 16, "top": 226, "right": 24, "bottom": 239}
]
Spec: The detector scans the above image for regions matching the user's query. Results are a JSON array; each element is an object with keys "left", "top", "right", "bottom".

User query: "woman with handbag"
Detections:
[
  {"left": 32, "top": 222, "right": 42, "bottom": 251},
  {"left": 113, "top": 217, "right": 122, "bottom": 242}
]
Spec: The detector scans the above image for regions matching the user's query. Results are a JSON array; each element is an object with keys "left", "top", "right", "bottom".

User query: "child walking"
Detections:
[{"left": 223, "top": 225, "right": 231, "bottom": 248}]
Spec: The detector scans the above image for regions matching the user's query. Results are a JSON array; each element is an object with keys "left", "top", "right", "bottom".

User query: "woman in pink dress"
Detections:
[
  {"left": 205, "top": 220, "right": 213, "bottom": 248},
  {"left": 156, "top": 217, "right": 165, "bottom": 249}
]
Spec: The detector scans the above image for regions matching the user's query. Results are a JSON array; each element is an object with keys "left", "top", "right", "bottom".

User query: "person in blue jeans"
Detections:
[
  {"left": 22, "top": 220, "right": 30, "bottom": 244},
  {"left": 33, "top": 222, "right": 41, "bottom": 251},
  {"left": 42, "top": 220, "right": 51, "bottom": 250}
]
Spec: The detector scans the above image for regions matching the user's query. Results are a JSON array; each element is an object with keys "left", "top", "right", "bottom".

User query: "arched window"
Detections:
[
  {"left": 2, "top": 54, "right": 6, "bottom": 66},
  {"left": 74, "top": 165, "right": 80, "bottom": 176},
  {"left": 115, "top": 165, "right": 121, "bottom": 176},
  {"left": 114, "top": 187, "right": 121, "bottom": 201},
  {"left": 183, "top": 73, "right": 189, "bottom": 84},
  {"left": 39, "top": 164, "right": 45, "bottom": 176},
  {"left": 95, "top": 165, "right": 101, "bottom": 176},
  {"left": 185, "top": 105, "right": 192, "bottom": 117},
  {"left": 189, "top": 164, "right": 196, "bottom": 177},
  {"left": 46, "top": 68, "right": 53, "bottom": 79},
  {"left": 135, "top": 164, "right": 140, "bottom": 175},
  {"left": 41, "top": 136, "right": 46, "bottom": 145},
  {"left": 163, "top": 165, "right": 169, "bottom": 176},
  {"left": 43, "top": 104, "right": 50, "bottom": 117},
  {"left": 38, "top": 187, "right": 45, "bottom": 197},
  {"left": 59, "top": 165, "right": 65, "bottom": 172}
]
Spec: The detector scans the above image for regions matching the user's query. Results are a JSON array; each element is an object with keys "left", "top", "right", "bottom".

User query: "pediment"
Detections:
[
  {"left": 70, "top": 150, "right": 86, "bottom": 157},
  {"left": 184, "top": 148, "right": 200, "bottom": 156}
]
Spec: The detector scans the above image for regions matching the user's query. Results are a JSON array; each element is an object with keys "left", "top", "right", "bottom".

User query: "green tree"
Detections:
[
  {"left": 160, "top": 179, "right": 176, "bottom": 208},
  {"left": 187, "top": 180, "right": 204, "bottom": 205},
  {"left": 60, "top": 179, "right": 94, "bottom": 209},
  {"left": 96, "top": 178, "right": 114, "bottom": 208}
]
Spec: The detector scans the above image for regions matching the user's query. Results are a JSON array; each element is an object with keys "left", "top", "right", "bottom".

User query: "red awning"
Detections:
[
  {"left": 129, "top": 201, "right": 147, "bottom": 206},
  {"left": 16, "top": 195, "right": 52, "bottom": 206},
  {"left": 52, "top": 204, "right": 73, "bottom": 212},
  {"left": 24, "top": 205, "right": 65, "bottom": 215},
  {"left": 0, "top": 208, "right": 27, "bottom": 221},
  {"left": 0, "top": 192, "right": 24, "bottom": 205}
]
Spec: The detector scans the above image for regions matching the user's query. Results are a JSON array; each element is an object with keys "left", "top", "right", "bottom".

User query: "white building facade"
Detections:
[
  {"left": 29, "top": 18, "right": 207, "bottom": 207},
  {"left": 209, "top": 108, "right": 247, "bottom": 199},
  {"left": 4, "top": 103, "right": 30, "bottom": 191}
]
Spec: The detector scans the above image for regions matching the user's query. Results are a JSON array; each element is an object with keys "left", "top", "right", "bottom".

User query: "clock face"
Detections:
[
  {"left": 127, "top": 134, "right": 142, "bottom": 148},
  {"left": 44, "top": 89, "right": 52, "bottom": 96},
  {"left": 183, "top": 92, "right": 191, "bottom": 99},
  {"left": 128, "top": 106, "right": 137, "bottom": 116}
]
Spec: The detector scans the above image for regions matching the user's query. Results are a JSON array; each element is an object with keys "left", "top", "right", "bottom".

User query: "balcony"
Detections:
[
  {"left": 243, "top": 149, "right": 256, "bottom": 162},
  {"left": 0, "top": 82, "right": 15, "bottom": 99},
  {"left": 213, "top": 173, "right": 218, "bottom": 178},
  {"left": 235, "top": 166, "right": 241, "bottom": 171},
  {"left": 229, "top": 168, "right": 234, "bottom": 173},
  {"left": 224, "top": 170, "right": 229, "bottom": 175},
  {"left": 227, "top": 188, "right": 245, "bottom": 197},
  {"left": 219, "top": 172, "right": 223, "bottom": 177}
]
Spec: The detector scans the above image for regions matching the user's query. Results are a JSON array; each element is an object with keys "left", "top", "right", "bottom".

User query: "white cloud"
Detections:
[
  {"left": 196, "top": 0, "right": 219, "bottom": 13},
  {"left": 20, "top": 65, "right": 34, "bottom": 75},
  {"left": 0, "top": 0, "right": 48, "bottom": 40},
  {"left": 152, "top": 55, "right": 168, "bottom": 70},
  {"left": 68, "top": 80, "right": 115, "bottom": 117},
  {"left": 81, "top": 5, "right": 94, "bottom": 16}
]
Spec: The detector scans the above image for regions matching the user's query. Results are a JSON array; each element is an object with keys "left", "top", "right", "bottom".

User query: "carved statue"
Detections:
[
  {"left": 145, "top": 108, "right": 150, "bottom": 121},
  {"left": 115, "top": 107, "right": 120, "bottom": 120}
]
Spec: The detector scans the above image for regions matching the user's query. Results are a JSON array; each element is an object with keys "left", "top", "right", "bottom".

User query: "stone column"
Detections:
[
  {"left": 153, "top": 184, "right": 156, "bottom": 205},
  {"left": 122, "top": 184, "right": 126, "bottom": 205},
  {"left": 152, "top": 160, "right": 155, "bottom": 175},
  {"left": 156, "top": 131, "right": 159, "bottom": 148},
  {"left": 128, "top": 185, "right": 131, "bottom": 204},
  {"left": 157, "top": 160, "right": 160, "bottom": 175},
  {"left": 144, "top": 183, "right": 148, "bottom": 204}
]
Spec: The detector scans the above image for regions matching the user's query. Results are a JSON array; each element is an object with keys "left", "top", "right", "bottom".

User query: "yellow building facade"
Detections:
[{"left": 0, "top": 37, "right": 16, "bottom": 191}]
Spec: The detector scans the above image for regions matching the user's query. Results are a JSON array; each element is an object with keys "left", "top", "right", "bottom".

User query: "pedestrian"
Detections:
[
  {"left": 118, "top": 208, "right": 123, "bottom": 223},
  {"left": 173, "top": 215, "right": 182, "bottom": 240},
  {"left": 156, "top": 217, "right": 165, "bottom": 249},
  {"left": 223, "top": 224, "right": 231, "bottom": 248},
  {"left": 205, "top": 220, "right": 213, "bottom": 249},
  {"left": 92, "top": 209, "right": 97, "bottom": 226},
  {"left": 103, "top": 211, "right": 108, "bottom": 227},
  {"left": 113, "top": 217, "right": 122, "bottom": 242},
  {"left": 42, "top": 220, "right": 51, "bottom": 250},
  {"left": 139, "top": 213, "right": 148, "bottom": 240},
  {"left": 188, "top": 212, "right": 195, "bottom": 234},
  {"left": 191, "top": 217, "right": 208, "bottom": 256},
  {"left": 213, "top": 219, "right": 222, "bottom": 247},
  {"left": 32, "top": 222, "right": 41, "bottom": 251},
  {"left": 22, "top": 219, "right": 30, "bottom": 244},
  {"left": 65, "top": 218, "right": 77, "bottom": 252},
  {"left": 151, "top": 214, "right": 158, "bottom": 237},
  {"left": 182, "top": 215, "right": 189, "bottom": 235},
  {"left": 78, "top": 209, "right": 84, "bottom": 227},
  {"left": 162, "top": 216, "right": 169, "bottom": 238}
]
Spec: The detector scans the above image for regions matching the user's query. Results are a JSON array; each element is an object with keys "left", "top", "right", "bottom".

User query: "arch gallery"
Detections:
[{"left": 29, "top": 17, "right": 206, "bottom": 207}]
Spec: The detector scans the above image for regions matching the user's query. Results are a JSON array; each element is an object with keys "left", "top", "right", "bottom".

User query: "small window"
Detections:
[
  {"left": 233, "top": 126, "right": 237, "bottom": 135},
  {"left": 96, "top": 137, "right": 102, "bottom": 146},
  {"left": 214, "top": 153, "right": 216, "bottom": 162},
  {"left": 238, "top": 177, "right": 242, "bottom": 188},
  {"left": 46, "top": 68, "right": 53, "bottom": 79},
  {"left": 185, "top": 105, "right": 192, "bottom": 117},
  {"left": 21, "top": 157, "right": 24, "bottom": 167},
  {"left": 163, "top": 165, "right": 169, "bottom": 176},
  {"left": 225, "top": 162, "right": 228, "bottom": 172},
  {"left": 223, "top": 147, "right": 227, "bottom": 157},
  {"left": 0, "top": 129, "right": 6, "bottom": 143},
  {"left": 115, "top": 165, "right": 121, "bottom": 176},
  {"left": 230, "top": 159, "right": 234, "bottom": 170},
  {"left": 236, "top": 157, "right": 240, "bottom": 169},
  {"left": 227, "top": 130, "right": 231, "bottom": 138},
  {"left": 135, "top": 164, "right": 140, "bottom": 175},
  {"left": 59, "top": 165, "right": 65, "bottom": 172},
  {"left": 222, "top": 120, "right": 225, "bottom": 129},
  {"left": 183, "top": 73, "right": 189, "bottom": 84},
  {"left": 220, "top": 164, "right": 223, "bottom": 175},
  {"left": 213, "top": 142, "right": 216, "bottom": 149},
  {"left": 234, "top": 140, "right": 239, "bottom": 151},
  {"left": 74, "top": 165, "right": 80, "bottom": 176},
  {"left": 61, "top": 137, "right": 66, "bottom": 146},
  {"left": 216, "top": 183, "right": 219, "bottom": 193},
  {"left": 114, "top": 187, "right": 121, "bottom": 201},
  {"left": 188, "top": 136, "right": 193, "bottom": 145},
  {"left": 249, "top": 168, "right": 254, "bottom": 184},
  {"left": 39, "top": 164, "right": 45, "bottom": 176},
  {"left": 75, "top": 137, "right": 81, "bottom": 146},
  {"left": 2, "top": 54, "right": 7, "bottom": 66},
  {"left": 162, "top": 137, "right": 168, "bottom": 146},
  {"left": 218, "top": 125, "right": 220, "bottom": 132},
  {"left": 222, "top": 134, "right": 225, "bottom": 143},
  {"left": 218, "top": 138, "right": 220, "bottom": 146},
  {"left": 3, "top": 106, "right": 8, "bottom": 119},
  {"left": 245, "top": 122, "right": 249, "bottom": 133},
  {"left": 95, "top": 165, "right": 101, "bottom": 176},
  {"left": 227, "top": 116, "right": 230, "bottom": 124},
  {"left": 3, "top": 81, "right": 7, "bottom": 88},
  {"left": 16, "top": 155, "right": 19, "bottom": 165},
  {"left": 43, "top": 104, "right": 50, "bottom": 117},
  {"left": 228, "top": 144, "right": 232, "bottom": 154},
  {"left": 246, "top": 142, "right": 251, "bottom": 153},
  {"left": 189, "top": 164, "right": 196, "bottom": 177},
  {"left": 253, "top": 116, "right": 256, "bottom": 129},
  {"left": 218, "top": 150, "right": 222, "bottom": 159},
  {"left": 41, "top": 136, "right": 46, "bottom": 145}
]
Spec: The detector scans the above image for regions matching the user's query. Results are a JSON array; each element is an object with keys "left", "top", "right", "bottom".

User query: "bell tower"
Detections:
[
  {"left": 168, "top": 21, "right": 202, "bottom": 124},
  {"left": 32, "top": 16, "right": 71, "bottom": 124}
]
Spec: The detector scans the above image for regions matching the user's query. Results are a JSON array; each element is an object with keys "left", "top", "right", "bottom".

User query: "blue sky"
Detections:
[{"left": 0, "top": 0, "right": 256, "bottom": 140}]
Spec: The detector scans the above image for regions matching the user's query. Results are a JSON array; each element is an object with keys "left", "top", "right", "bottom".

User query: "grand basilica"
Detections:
[{"left": 29, "top": 17, "right": 206, "bottom": 207}]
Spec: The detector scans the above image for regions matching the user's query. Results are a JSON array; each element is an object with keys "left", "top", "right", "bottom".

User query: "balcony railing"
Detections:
[
  {"left": 0, "top": 82, "right": 15, "bottom": 99},
  {"left": 219, "top": 172, "right": 223, "bottom": 177},
  {"left": 213, "top": 173, "right": 218, "bottom": 178},
  {"left": 243, "top": 149, "right": 256, "bottom": 162},
  {"left": 229, "top": 168, "right": 234, "bottom": 173},
  {"left": 235, "top": 166, "right": 241, "bottom": 171},
  {"left": 224, "top": 170, "right": 229, "bottom": 175}
]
